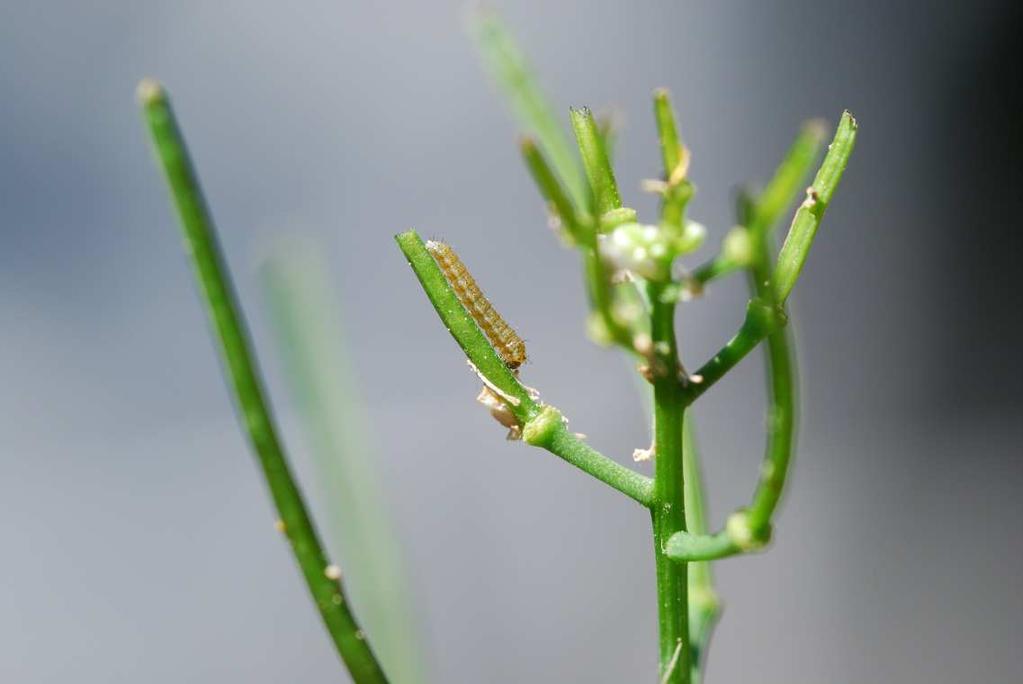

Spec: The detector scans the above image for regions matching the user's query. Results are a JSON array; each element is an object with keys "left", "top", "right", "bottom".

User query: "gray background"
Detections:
[{"left": 2, "top": 1, "right": 1021, "bottom": 682}]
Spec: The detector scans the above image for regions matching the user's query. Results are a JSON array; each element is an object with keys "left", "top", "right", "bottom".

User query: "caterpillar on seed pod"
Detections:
[{"left": 425, "top": 240, "right": 527, "bottom": 370}]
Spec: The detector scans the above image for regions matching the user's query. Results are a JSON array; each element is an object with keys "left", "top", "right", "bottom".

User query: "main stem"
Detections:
[{"left": 649, "top": 282, "right": 690, "bottom": 684}]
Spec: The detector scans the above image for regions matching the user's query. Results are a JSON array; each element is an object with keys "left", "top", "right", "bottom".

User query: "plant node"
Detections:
[
  {"left": 725, "top": 510, "right": 771, "bottom": 552},
  {"left": 522, "top": 405, "right": 565, "bottom": 447}
]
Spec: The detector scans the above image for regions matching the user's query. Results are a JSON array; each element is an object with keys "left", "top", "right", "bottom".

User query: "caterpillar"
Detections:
[{"left": 426, "top": 240, "right": 527, "bottom": 369}]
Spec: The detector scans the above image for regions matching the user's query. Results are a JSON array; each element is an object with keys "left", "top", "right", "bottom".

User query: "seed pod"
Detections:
[{"left": 426, "top": 240, "right": 527, "bottom": 369}]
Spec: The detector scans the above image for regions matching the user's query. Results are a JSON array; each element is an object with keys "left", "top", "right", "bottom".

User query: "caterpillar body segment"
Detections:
[{"left": 425, "top": 240, "right": 527, "bottom": 369}]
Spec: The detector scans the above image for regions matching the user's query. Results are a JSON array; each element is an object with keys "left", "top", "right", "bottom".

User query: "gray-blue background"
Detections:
[{"left": 2, "top": 1, "right": 1020, "bottom": 682}]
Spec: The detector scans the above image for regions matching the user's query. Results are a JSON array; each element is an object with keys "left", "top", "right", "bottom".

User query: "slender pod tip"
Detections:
[
  {"left": 804, "top": 117, "right": 828, "bottom": 140},
  {"left": 136, "top": 77, "right": 165, "bottom": 106}
]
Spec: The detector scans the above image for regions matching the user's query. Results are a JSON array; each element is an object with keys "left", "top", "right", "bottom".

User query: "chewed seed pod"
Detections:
[{"left": 426, "top": 240, "right": 527, "bottom": 369}]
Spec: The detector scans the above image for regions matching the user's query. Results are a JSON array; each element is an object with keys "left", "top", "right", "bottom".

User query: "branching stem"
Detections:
[
  {"left": 667, "top": 112, "right": 857, "bottom": 564},
  {"left": 395, "top": 230, "right": 653, "bottom": 506}
]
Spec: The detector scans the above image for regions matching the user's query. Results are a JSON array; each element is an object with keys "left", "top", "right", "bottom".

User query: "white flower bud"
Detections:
[
  {"left": 722, "top": 225, "right": 753, "bottom": 266},
  {"left": 600, "top": 222, "right": 671, "bottom": 281}
]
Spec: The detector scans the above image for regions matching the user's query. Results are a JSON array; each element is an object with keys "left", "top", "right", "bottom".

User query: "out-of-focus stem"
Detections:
[
  {"left": 469, "top": 9, "right": 587, "bottom": 210},
  {"left": 260, "top": 244, "right": 427, "bottom": 684},
  {"left": 681, "top": 416, "right": 719, "bottom": 677}
]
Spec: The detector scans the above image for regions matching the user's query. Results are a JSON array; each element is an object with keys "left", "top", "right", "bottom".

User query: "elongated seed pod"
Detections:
[{"left": 426, "top": 240, "right": 527, "bottom": 369}]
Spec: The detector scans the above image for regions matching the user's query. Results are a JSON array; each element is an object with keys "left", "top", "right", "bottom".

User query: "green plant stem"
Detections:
[
  {"left": 749, "top": 120, "right": 827, "bottom": 238},
  {"left": 745, "top": 251, "right": 797, "bottom": 536},
  {"left": 570, "top": 107, "right": 622, "bottom": 217},
  {"left": 523, "top": 407, "right": 655, "bottom": 506},
  {"left": 472, "top": 15, "right": 645, "bottom": 356},
  {"left": 521, "top": 137, "right": 587, "bottom": 243},
  {"left": 669, "top": 113, "right": 857, "bottom": 563},
  {"left": 666, "top": 266, "right": 794, "bottom": 562},
  {"left": 687, "top": 119, "right": 828, "bottom": 292},
  {"left": 652, "top": 89, "right": 692, "bottom": 238},
  {"left": 470, "top": 9, "right": 587, "bottom": 210},
  {"left": 680, "top": 299, "right": 786, "bottom": 407},
  {"left": 648, "top": 282, "right": 691, "bottom": 684},
  {"left": 138, "top": 79, "right": 389, "bottom": 684},
  {"left": 653, "top": 90, "right": 683, "bottom": 181},
  {"left": 565, "top": 107, "right": 642, "bottom": 352},
  {"left": 395, "top": 230, "right": 653, "bottom": 506},
  {"left": 650, "top": 89, "right": 715, "bottom": 681},
  {"left": 260, "top": 244, "right": 427, "bottom": 684},
  {"left": 774, "top": 111, "right": 857, "bottom": 302},
  {"left": 688, "top": 254, "right": 739, "bottom": 290},
  {"left": 681, "top": 416, "right": 719, "bottom": 674},
  {"left": 665, "top": 530, "right": 739, "bottom": 562}
]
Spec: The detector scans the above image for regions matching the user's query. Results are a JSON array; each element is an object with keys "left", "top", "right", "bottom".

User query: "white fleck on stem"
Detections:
[
  {"left": 660, "top": 639, "right": 684, "bottom": 684},
  {"left": 466, "top": 360, "right": 521, "bottom": 406}
]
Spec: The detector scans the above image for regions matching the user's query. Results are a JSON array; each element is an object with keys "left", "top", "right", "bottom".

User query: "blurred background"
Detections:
[{"left": 2, "top": 1, "right": 1021, "bottom": 682}]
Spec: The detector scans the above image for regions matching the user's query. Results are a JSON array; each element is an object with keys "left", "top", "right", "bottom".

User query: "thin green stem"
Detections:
[
  {"left": 395, "top": 230, "right": 653, "bottom": 506},
  {"left": 523, "top": 406, "right": 655, "bottom": 507},
  {"left": 395, "top": 231, "right": 538, "bottom": 421},
  {"left": 473, "top": 14, "right": 646, "bottom": 357},
  {"left": 745, "top": 235, "right": 797, "bottom": 536},
  {"left": 521, "top": 137, "right": 587, "bottom": 243},
  {"left": 688, "top": 254, "right": 740, "bottom": 290},
  {"left": 469, "top": 9, "right": 587, "bottom": 210},
  {"left": 749, "top": 120, "right": 827, "bottom": 240},
  {"left": 652, "top": 89, "right": 693, "bottom": 237},
  {"left": 564, "top": 107, "right": 644, "bottom": 353},
  {"left": 680, "top": 299, "right": 787, "bottom": 406},
  {"left": 681, "top": 416, "right": 719, "bottom": 675},
  {"left": 670, "top": 112, "right": 857, "bottom": 565},
  {"left": 521, "top": 137, "right": 640, "bottom": 353},
  {"left": 774, "top": 111, "right": 857, "bottom": 302},
  {"left": 653, "top": 90, "right": 683, "bottom": 180},
  {"left": 666, "top": 530, "right": 739, "bottom": 562},
  {"left": 570, "top": 107, "right": 622, "bottom": 217},
  {"left": 648, "top": 282, "right": 690, "bottom": 684},
  {"left": 687, "top": 119, "right": 827, "bottom": 291},
  {"left": 259, "top": 244, "right": 427, "bottom": 684},
  {"left": 138, "top": 79, "right": 389, "bottom": 684}
]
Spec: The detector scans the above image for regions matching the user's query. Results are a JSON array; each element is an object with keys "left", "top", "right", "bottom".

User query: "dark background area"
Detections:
[{"left": 2, "top": 2, "right": 1020, "bottom": 682}]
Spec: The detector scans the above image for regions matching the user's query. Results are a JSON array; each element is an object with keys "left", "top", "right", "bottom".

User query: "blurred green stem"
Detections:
[
  {"left": 470, "top": 9, "right": 587, "bottom": 209},
  {"left": 139, "top": 79, "right": 389, "bottom": 684},
  {"left": 682, "top": 416, "right": 719, "bottom": 679},
  {"left": 260, "top": 244, "right": 426, "bottom": 684}
]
